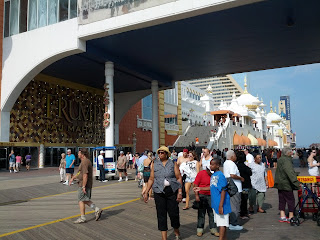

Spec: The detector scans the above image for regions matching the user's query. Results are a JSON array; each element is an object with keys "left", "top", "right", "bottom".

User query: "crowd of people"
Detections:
[
  {"left": 8, "top": 150, "right": 32, "bottom": 173},
  {"left": 7, "top": 144, "right": 319, "bottom": 239},
  {"left": 137, "top": 145, "right": 319, "bottom": 239}
]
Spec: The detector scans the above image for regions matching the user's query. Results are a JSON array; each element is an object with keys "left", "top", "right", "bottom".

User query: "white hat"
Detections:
[
  {"left": 100, "top": 150, "right": 104, "bottom": 154},
  {"left": 120, "top": 151, "right": 124, "bottom": 154}
]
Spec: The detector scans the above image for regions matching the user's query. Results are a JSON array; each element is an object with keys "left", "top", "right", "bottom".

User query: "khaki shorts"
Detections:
[
  {"left": 9, "top": 162, "right": 15, "bottom": 168},
  {"left": 77, "top": 187, "right": 92, "bottom": 202},
  {"left": 213, "top": 209, "right": 229, "bottom": 227}
]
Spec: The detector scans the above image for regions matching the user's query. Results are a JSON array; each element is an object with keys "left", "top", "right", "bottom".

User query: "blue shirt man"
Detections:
[
  {"left": 64, "top": 149, "right": 76, "bottom": 185},
  {"left": 9, "top": 153, "right": 15, "bottom": 162},
  {"left": 210, "top": 171, "right": 232, "bottom": 215},
  {"left": 66, "top": 153, "right": 76, "bottom": 168}
]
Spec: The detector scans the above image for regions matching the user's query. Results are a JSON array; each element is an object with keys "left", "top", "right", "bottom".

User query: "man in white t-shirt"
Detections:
[
  {"left": 201, "top": 148, "right": 212, "bottom": 170},
  {"left": 98, "top": 151, "right": 108, "bottom": 183},
  {"left": 244, "top": 149, "right": 254, "bottom": 167},
  {"left": 223, "top": 150, "right": 244, "bottom": 231}
]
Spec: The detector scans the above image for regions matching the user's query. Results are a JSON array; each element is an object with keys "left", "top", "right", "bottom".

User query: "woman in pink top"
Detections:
[{"left": 15, "top": 154, "right": 22, "bottom": 172}]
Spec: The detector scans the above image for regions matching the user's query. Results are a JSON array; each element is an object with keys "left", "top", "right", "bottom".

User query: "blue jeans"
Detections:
[{"left": 99, "top": 165, "right": 105, "bottom": 181}]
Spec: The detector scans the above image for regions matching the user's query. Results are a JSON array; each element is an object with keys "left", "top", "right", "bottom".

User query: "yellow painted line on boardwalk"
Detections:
[
  {"left": 0, "top": 197, "right": 140, "bottom": 238},
  {"left": 30, "top": 181, "right": 130, "bottom": 201}
]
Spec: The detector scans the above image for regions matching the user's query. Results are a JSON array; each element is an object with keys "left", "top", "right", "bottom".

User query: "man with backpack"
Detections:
[{"left": 223, "top": 150, "right": 244, "bottom": 231}]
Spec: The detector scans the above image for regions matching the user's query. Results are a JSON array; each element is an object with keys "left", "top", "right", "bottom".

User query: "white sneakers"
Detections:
[
  {"left": 125, "top": 177, "right": 128, "bottom": 181},
  {"left": 229, "top": 225, "right": 243, "bottom": 230},
  {"left": 74, "top": 217, "right": 86, "bottom": 224},
  {"left": 118, "top": 178, "right": 123, "bottom": 182},
  {"left": 102, "top": 180, "right": 108, "bottom": 183}
]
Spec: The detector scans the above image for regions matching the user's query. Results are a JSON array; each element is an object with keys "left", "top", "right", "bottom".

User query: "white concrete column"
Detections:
[
  {"left": 0, "top": 112, "right": 10, "bottom": 142},
  {"left": 39, "top": 144, "right": 45, "bottom": 168},
  {"left": 105, "top": 62, "right": 114, "bottom": 159},
  {"left": 152, "top": 80, "right": 159, "bottom": 152}
]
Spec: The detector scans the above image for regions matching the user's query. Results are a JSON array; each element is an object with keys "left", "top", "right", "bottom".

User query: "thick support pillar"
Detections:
[
  {"left": 0, "top": 112, "right": 10, "bottom": 142},
  {"left": 105, "top": 62, "right": 114, "bottom": 159},
  {"left": 152, "top": 80, "right": 159, "bottom": 152},
  {"left": 39, "top": 144, "right": 45, "bottom": 168}
]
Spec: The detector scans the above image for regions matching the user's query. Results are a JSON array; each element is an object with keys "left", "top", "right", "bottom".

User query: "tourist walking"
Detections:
[
  {"left": 179, "top": 150, "right": 200, "bottom": 210},
  {"left": 194, "top": 159, "right": 232, "bottom": 240},
  {"left": 128, "top": 152, "right": 133, "bottom": 169},
  {"left": 250, "top": 153, "right": 268, "bottom": 213},
  {"left": 142, "top": 152, "right": 154, "bottom": 199},
  {"left": 307, "top": 149, "right": 320, "bottom": 176},
  {"left": 117, "top": 151, "right": 128, "bottom": 182},
  {"left": 274, "top": 147, "right": 300, "bottom": 225},
  {"left": 133, "top": 152, "right": 140, "bottom": 181},
  {"left": 137, "top": 151, "right": 148, "bottom": 182},
  {"left": 302, "top": 149, "right": 308, "bottom": 168},
  {"left": 143, "top": 146, "right": 182, "bottom": 240},
  {"left": 59, "top": 153, "right": 66, "bottom": 183},
  {"left": 8, "top": 150, "right": 17, "bottom": 173},
  {"left": 244, "top": 149, "right": 254, "bottom": 166},
  {"left": 70, "top": 148, "right": 103, "bottom": 224},
  {"left": 201, "top": 148, "right": 212, "bottom": 170},
  {"left": 177, "top": 149, "right": 189, "bottom": 203},
  {"left": 223, "top": 150, "right": 244, "bottom": 230},
  {"left": 98, "top": 151, "right": 108, "bottom": 182},
  {"left": 15, "top": 154, "right": 22, "bottom": 172},
  {"left": 193, "top": 164, "right": 219, "bottom": 237},
  {"left": 171, "top": 149, "right": 178, "bottom": 162},
  {"left": 64, "top": 149, "right": 75, "bottom": 185},
  {"left": 236, "top": 151, "right": 252, "bottom": 219},
  {"left": 272, "top": 149, "right": 278, "bottom": 168},
  {"left": 25, "top": 153, "right": 32, "bottom": 171}
]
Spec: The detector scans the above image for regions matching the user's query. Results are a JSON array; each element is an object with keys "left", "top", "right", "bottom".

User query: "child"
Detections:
[{"left": 194, "top": 159, "right": 231, "bottom": 240}]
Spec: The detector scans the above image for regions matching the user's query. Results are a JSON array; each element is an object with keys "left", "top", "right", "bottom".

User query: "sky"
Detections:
[{"left": 231, "top": 63, "right": 320, "bottom": 148}]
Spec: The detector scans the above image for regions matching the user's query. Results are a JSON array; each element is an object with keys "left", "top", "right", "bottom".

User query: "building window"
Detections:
[
  {"left": 4, "top": 1, "right": 11, "bottom": 37},
  {"left": 28, "top": 0, "right": 38, "bottom": 31},
  {"left": 48, "top": 0, "right": 58, "bottom": 25},
  {"left": 59, "top": 0, "right": 69, "bottom": 22},
  {"left": 142, "top": 95, "right": 152, "bottom": 120},
  {"left": 19, "top": 0, "right": 28, "bottom": 33},
  {"left": 38, "top": 0, "right": 48, "bottom": 27},
  {"left": 9, "top": 0, "right": 19, "bottom": 35},
  {"left": 4, "top": 0, "right": 78, "bottom": 37}
]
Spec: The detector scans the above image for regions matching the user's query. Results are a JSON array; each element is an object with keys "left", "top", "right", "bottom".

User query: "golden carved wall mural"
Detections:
[{"left": 10, "top": 75, "right": 105, "bottom": 145}]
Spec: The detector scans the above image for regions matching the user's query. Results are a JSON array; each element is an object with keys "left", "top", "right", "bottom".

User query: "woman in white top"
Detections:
[
  {"left": 308, "top": 150, "right": 320, "bottom": 176},
  {"left": 180, "top": 151, "right": 200, "bottom": 210}
]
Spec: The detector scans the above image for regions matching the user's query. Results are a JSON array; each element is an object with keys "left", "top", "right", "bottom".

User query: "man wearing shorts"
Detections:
[
  {"left": 25, "top": 153, "right": 32, "bottom": 171},
  {"left": 64, "top": 149, "right": 75, "bottom": 185},
  {"left": 117, "top": 151, "right": 128, "bottom": 182},
  {"left": 8, "top": 150, "right": 17, "bottom": 173},
  {"left": 210, "top": 159, "right": 231, "bottom": 240},
  {"left": 71, "top": 148, "right": 103, "bottom": 224}
]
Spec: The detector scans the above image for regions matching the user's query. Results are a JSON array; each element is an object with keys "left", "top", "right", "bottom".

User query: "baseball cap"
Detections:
[
  {"left": 183, "top": 149, "right": 189, "bottom": 153},
  {"left": 100, "top": 150, "right": 104, "bottom": 154}
]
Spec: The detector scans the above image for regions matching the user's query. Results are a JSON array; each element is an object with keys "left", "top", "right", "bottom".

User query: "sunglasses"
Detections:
[
  {"left": 158, "top": 151, "right": 166, "bottom": 154},
  {"left": 188, "top": 155, "right": 193, "bottom": 157}
]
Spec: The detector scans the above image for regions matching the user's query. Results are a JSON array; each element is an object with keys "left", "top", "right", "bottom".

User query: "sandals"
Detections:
[{"left": 183, "top": 207, "right": 189, "bottom": 210}]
